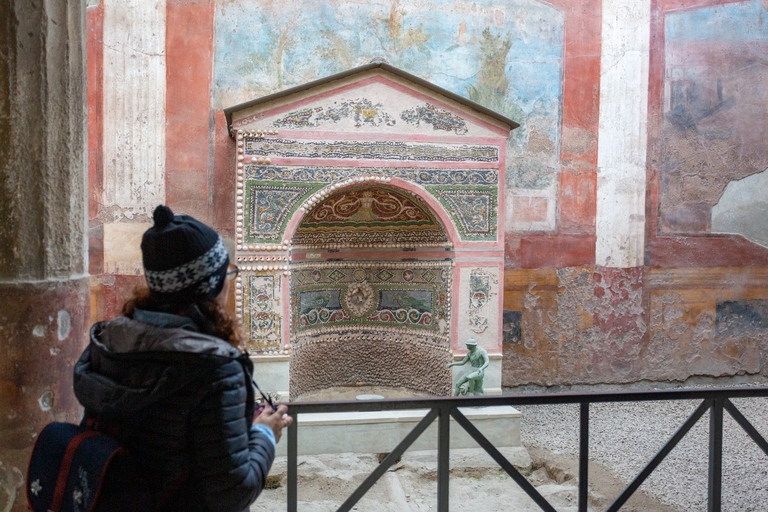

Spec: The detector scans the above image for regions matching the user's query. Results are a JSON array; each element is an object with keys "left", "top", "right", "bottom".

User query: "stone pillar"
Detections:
[{"left": 0, "top": 1, "right": 88, "bottom": 511}]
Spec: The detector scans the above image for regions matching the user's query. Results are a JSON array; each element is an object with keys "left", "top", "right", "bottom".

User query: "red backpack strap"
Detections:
[
  {"left": 50, "top": 430, "right": 100, "bottom": 512},
  {"left": 86, "top": 417, "right": 122, "bottom": 438}
]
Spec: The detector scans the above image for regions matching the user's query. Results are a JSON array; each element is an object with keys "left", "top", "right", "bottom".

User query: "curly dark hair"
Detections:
[{"left": 122, "top": 287, "right": 243, "bottom": 348}]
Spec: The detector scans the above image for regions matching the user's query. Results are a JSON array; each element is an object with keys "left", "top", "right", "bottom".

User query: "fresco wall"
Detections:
[
  {"left": 502, "top": 0, "right": 768, "bottom": 388},
  {"left": 660, "top": 0, "right": 768, "bottom": 240},
  {"left": 214, "top": 0, "right": 564, "bottom": 233},
  {"left": 640, "top": 0, "right": 768, "bottom": 384},
  {"left": 84, "top": 0, "right": 768, "bottom": 394}
]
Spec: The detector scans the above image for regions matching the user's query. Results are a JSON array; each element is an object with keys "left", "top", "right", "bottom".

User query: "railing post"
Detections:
[
  {"left": 437, "top": 405, "right": 450, "bottom": 512},
  {"left": 579, "top": 401, "right": 589, "bottom": 512},
  {"left": 709, "top": 397, "right": 723, "bottom": 512},
  {"left": 287, "top": 413, "right": 298, "bottom": 512}
]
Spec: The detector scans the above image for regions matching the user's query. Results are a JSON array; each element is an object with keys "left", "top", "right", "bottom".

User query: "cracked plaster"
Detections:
[
  {"left": 504, "top": 267, "right": 646, "bottom": 387},
  {"left": 504, "top": 267, "right": 768, "bottom": 387}
]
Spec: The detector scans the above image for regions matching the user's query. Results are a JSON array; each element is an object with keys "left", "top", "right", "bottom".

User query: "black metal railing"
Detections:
[{"left": 284, "top": 387, "right": 768, "bottom": 512}]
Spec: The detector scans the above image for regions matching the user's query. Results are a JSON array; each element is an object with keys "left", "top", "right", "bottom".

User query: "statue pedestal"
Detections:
[{"left": 275, "top": 406, "right": 521, "bottom": 457}]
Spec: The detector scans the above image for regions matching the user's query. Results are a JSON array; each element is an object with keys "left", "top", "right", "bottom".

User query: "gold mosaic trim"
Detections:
[
  {"left": 291, "top": 330, "right": 451, "bottom": 350},
  {"left": 290, "top": 260, "right": 452, "bottom": 270}
]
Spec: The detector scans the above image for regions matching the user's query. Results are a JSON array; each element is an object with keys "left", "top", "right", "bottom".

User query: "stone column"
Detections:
[{"left": 0, "top": 1, "right": 88, "bottom": 511}]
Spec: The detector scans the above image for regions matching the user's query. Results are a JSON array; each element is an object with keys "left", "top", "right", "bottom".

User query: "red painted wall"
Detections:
[
  {"left": 165, "top": 0, "right": 215, "bottom": 224},
  {"left": 505, "top": 0, "right": 601, "bottom": 269}
]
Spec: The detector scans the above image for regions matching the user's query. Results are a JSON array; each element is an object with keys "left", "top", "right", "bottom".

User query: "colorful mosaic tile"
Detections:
[
  {"left": 246, "top": 183, "right": 313, "bottom": 240},
  {"left": 432, "top": 187, "right": 497, "bottom": 240},
  {"left": 400, "top": 103, "right": 468, "bottom": 135},
  {"left": 290, "top": 261, "right": 452, "bottom": 342},
  {"left": 246, "top": 165, "right": 498, "bottom": 186},
  {"left": 292, "top": 229, "right": 449, "bottom": 247},
  {"left": 272, "top": 107, "right": 319, "bottom": 128},
  {"left": 298, "top": 289, "right": 346, "bottom": 327},
  {"left": 468, "top": 269, "right": 497, "bottom": 334},
  {"left": 273, "top": 98, "right": 396, "bottom": 128},
  {"left": 242, "top": 273, "right": 281, "bottom": 351},
  {"left": 244, "top": 138, "right": 499, "bottom": 162},
  {"left": 292, "top": 187, "right": 449, "bottom": 248}
]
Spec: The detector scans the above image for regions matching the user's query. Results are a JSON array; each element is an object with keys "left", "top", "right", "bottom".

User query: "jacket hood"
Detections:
[
  {"left": 74, "top": 317, "right": 247, "bottom": 421},
  {"left": 90, "top": 315, "right": 242, "bottom": 357}
]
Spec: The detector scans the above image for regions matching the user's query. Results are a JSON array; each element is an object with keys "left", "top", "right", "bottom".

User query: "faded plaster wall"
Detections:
[
  {"left": 503, "top": 268, "right": 646, "bottom": 386},
  {"left": 503, "top": 0, "right": 768, "bottom": 388},
  {"left": 659, "top": 0, "right": 768, "bottom": 236},
  {"left": 102, "top": 0, "right": 166, "bottom": 222}
]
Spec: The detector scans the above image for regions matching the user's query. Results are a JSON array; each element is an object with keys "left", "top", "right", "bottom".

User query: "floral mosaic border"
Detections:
[
  {"left": 245, "top": 165, "right": 498, "bottom": 186},
  {"left": 271, "top": 98, "right": 468, "bottom": 136},
  {"left": 243, "top": 181, "right": 322, "bottom": 243},
  {"left": 400, "top": 103, "right": 468, "bottom": 135},
  {"left": 244, "top": 138, "right": 499, "bottom": 162},
  {"left": 240, "top": 271, "right": 282, "bottom": 352},
  {"left": 273, "top": 98, "right": 397, "bottom": 128},
  {"left": 429, "top": 186, "right": 498, "bottom": 241}
]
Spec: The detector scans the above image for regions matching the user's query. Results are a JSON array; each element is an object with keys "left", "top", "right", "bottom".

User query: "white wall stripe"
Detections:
[
  {"left": 595, "top": 0, "right": 651, "bottom": 268},
  {"left": 103, "top": 0, "right": 166, "bottom": 218}
]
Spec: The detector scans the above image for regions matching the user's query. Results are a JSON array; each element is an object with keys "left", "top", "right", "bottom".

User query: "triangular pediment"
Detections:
[{"left": 225, "top": 63, "right": 517, "bottom": 138}]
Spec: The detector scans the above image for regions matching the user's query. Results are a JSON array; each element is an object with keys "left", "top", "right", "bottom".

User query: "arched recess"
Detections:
[
  {"left": 282, "top": 176, "right": 463, "bottom": 248},
  {"left": 287, "top": 176, "right": 456, "bottom": 400}
]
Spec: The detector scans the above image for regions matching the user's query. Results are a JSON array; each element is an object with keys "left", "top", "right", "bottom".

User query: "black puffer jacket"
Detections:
[{"left": 73, "top": 315, "right": 274, "bottom": 512}]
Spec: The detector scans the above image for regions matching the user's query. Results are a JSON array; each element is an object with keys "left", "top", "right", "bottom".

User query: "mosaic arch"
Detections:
[{"left": 288, "top": 183, "right": 455, "bottom": 399}]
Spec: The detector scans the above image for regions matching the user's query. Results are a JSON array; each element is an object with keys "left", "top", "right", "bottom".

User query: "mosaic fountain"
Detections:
[{"left": 224, "top": 63, "right": 518, "bottom": 403}]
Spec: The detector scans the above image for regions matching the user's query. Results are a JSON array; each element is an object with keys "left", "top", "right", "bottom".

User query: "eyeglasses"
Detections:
[{"left": 226, "top": 264, "right": 240, "bottom": 281}]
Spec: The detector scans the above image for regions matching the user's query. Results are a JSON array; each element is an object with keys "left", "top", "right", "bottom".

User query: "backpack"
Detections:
[{"left": 27, "top": 422, "right": 153, "bottom": 512}]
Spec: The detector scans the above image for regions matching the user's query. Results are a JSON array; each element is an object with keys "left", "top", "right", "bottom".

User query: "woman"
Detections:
[{"left": 73, "top": 205, "right": 291, "bottom": 511}]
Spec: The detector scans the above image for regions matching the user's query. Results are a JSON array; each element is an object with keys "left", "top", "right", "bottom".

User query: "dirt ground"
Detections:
[{"left": 250, "top": 446, "right": 681, "bottom": 511}]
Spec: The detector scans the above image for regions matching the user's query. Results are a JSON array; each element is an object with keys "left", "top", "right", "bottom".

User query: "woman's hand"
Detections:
[{"left": 253, "top": 404, "right": 293, "bottom": 444}]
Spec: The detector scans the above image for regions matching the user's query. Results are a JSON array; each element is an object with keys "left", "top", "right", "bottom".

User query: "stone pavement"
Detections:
[{"left": 250, "top": 446, "right": 678, "bottom": 511}]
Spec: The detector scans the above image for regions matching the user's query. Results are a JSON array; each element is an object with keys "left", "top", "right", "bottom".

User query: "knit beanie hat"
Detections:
[{"left": 141, "top": 205, "right": 230, "bottom": 304}]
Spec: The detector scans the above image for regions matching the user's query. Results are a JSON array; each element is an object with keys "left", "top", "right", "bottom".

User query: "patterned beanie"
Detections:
[{"left": 141, "top": 205, "right": 230, "bottom": 303}]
